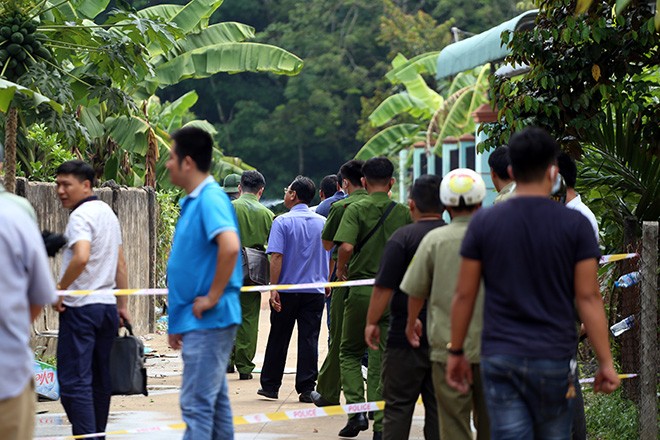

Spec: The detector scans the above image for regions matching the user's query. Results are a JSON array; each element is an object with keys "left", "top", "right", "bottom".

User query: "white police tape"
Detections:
[
  {"left": 56, "top": 279, "right": 376, "bottom": 297},
  {"left": 36, "top": 401, "right": 385, "bottom": 439},
  {"left": 36, "top": 373, "right": 639, "bottom": 439},
  {"left": 599, "top": 253, "right": 638, "bottom": 264},
  {"left": 55, "top": 252, "right": 638, "bottom": 298}
]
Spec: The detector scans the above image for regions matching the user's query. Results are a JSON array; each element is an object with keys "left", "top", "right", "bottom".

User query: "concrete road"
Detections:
[{"left": 34, "top": 294, "right": 429, "bottom": 439}]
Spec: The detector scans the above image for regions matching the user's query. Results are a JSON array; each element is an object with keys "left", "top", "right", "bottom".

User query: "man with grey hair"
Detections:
[{"left": 0, "top": 200, "right": 57, "bottom": 439}]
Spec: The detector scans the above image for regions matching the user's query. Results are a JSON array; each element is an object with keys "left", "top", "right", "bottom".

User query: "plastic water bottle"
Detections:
[
  {"left": 614, "top": 271, "right": 640, "bottom": 288},
  {"left": 610, "top": 315, "right": 635, "bottom": 337}
]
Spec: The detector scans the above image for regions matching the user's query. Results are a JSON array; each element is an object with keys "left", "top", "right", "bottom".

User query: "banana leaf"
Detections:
[
  {"left": 386, "top": 51, "right": 441, "bottom": 83},
  {"left": 355, "top": 123, "right": 422, "bottom": 160},
  {"left": 154, "top": 43, "right": 303, "bottom": 85},
  {"left": 153, "top": 22, "right": 257, "bottom": 64},
  {"left": 0, "top": 79, "right": 63, "bottom": 114},
  {"left": 368, "top": 93, "right": 432, "bottom": 127}
]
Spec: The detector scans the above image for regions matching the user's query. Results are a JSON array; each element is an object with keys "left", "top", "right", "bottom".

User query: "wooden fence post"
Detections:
[{"left": 638, "top": 221, "right": 658, "bottom": 440}]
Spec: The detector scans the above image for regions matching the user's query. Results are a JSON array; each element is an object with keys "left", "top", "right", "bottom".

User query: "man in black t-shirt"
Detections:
[
  {"left": 365, "top": 175, "right": 444, "bottom": 440},
  {"left": 446, "top": 127, "right": 620, "bottom": 439}
]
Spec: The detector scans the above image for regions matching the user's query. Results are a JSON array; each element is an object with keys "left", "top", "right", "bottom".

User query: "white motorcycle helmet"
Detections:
[{"left": 440, "top": 168, "right": 486, "bottom": 207}]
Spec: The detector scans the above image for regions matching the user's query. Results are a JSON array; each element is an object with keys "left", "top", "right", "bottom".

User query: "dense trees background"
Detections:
[{"left": 129, "top": 0, "right": 523, "bottom": 199}]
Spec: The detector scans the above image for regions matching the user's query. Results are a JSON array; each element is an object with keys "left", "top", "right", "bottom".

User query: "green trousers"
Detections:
[
  {"left": 315, "top": 286, "right": 348, "bottom": 404},
  {"left": 433, "top": 362, "right": 490, "bottom": 440},
  {"left": 339, "top": 285, "right": 388, "bottom": 432},
  {"left": 230, "top": 292, "right": 261, "bottom": 374}
]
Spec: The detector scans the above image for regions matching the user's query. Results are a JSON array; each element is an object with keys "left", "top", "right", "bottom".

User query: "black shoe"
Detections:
[
  {"left": 239, "top": 373, "right": 253, "bottom": 380},
  {"left": 257, "top": 388, "right": 278, "bottom": 399},
  {"left": 227, "top": 364, "right": 235, "bottom": 374},
  {"left": 310, "top": 390, "right": 336, "bottom": 407},
  {"left": 372, "top": 432, "right": 382, "bottom": 440},
  {"left": 338, "top": 413, "right": 368, "bottom": 438},
  {"left": 299, "top": 391, "right": 314, "bottom": 403}
]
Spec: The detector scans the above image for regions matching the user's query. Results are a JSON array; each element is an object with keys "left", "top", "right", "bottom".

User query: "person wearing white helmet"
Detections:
[
  {"left": 400, "top": 168, "right": 490, "bottom": 440},
  {"left": 447, "top": 127, "right": 618, "bottom": 439}
]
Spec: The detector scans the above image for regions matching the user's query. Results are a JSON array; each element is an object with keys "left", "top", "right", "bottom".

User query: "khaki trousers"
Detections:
[
  {"left": 0, "top": 380, "right": 35, "bottom": 440},
  {"left": 433, "top": 362, "right": 490, "bottom": 440}
]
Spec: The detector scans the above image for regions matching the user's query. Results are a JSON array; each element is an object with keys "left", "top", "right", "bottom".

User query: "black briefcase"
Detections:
[
  {"left": 241, "top": 247, "right": 270, "bottom": 286},
  {"left": 110, "top": 322, "right": 148, "bottom": 396}
]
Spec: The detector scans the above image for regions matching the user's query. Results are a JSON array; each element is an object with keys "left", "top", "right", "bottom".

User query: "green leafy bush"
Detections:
[
  {"left": 25, "top": 123, "right": 75, "bottom": 182},
  {"left": 584, "top": 388, "right": 639, "bottom": 439},
  {"left": 155, "top": 190, "right": 180, "bottom": 289}
]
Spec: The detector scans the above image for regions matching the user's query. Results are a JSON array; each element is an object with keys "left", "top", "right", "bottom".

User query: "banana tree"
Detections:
[
  {"left": 355, "top": 52, "right": 489, "bottom": 162},
  {"left": 2, "top": 0, "right": 303, "bottom": 188},
  {"left": 76, "top": 0, "right": 303, "bottom": 187}
]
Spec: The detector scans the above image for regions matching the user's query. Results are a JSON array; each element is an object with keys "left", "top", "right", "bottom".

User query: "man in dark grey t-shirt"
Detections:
[{"left": 446, "top": 127, "right": 620, "bottom": 439}]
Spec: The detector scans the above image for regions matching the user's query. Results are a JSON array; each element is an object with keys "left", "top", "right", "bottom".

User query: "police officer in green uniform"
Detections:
[
  {"left": 311, "top": 160, "right": 367, "bottom": 407},
  {"left": 228, "top": 170, "right": 274, "bottom": 380},
  {"left": 334, "top": 157, "right": 411, "bottom": 440}
]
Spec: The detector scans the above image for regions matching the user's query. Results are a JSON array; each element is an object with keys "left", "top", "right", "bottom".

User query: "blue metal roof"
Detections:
[{"left": 436, "top": 10, "right": 538, "bottom": 79}]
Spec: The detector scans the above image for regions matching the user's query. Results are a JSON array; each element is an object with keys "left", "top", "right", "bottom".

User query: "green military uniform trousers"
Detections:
[
  {"left": 231, "top": 291, "right": 261, "bottom": 374},
  {"left": 339, "top": 285, "right": 389, "bottom": 432},
  {"left": 315, "top": 286, "right": 348, "bottom": 403}
]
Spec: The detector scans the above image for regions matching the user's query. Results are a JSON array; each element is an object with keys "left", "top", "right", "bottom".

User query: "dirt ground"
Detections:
[{"left": 34, "top": 295, "right": 430, "bottom": 439}]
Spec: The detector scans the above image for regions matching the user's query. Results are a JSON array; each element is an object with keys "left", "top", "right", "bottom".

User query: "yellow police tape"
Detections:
[
  {"left": 37, "top": 401, "right": 385, "bottom": 439},
  {"left": 37, "top": 374, "right": 637, "bottom": 439},
  {"left": 56, "top": 251, "right": 638, "bottom": 297},
  {"left": 56, "top": 279, "right": 376, "bottom": 296}
]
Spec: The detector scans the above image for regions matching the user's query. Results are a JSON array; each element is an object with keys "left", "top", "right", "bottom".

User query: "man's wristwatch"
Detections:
[{"left": 446, "top": 342, "right": 464, "bottom": 356}]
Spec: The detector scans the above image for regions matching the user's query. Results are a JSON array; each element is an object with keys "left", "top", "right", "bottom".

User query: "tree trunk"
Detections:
[
  {"left": 145, "top": 128, "right": 158, "bottom": 188},
  {"left": 4, "top": 106, "right": 18, "bottom": 193}
]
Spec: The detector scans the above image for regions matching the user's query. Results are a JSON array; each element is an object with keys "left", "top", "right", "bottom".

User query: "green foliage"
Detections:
[
  {"left": 485, "top": 0, "right": 659, "bottom": 152},
  {"left": 584, "top": 388, "right": 639, "bottom": 439},
  {"left": 24, "top": 123, "right": 75, "bottom": 182},
  {"left": 483, "top": 0, "right": 659, "bottom": 249},
  {"left": 155, "top": 190, "right": 180, "bottom": 288}
]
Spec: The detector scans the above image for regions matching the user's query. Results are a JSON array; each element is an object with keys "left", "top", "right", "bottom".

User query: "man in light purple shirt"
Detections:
[{"left": 258, "top": 176, "right": 330, "bottom": 403}]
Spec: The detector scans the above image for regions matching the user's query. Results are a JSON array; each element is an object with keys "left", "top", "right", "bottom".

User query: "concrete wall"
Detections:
[{"left": 14, "top": 178, "right": 157, "bottom": 356}]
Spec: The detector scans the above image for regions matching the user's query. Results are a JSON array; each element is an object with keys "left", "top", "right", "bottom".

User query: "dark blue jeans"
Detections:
[
  {"left": 481, "top": 355, "right": 575, "bottom": 440},
  {"left": 57, "top": 304, "right": 119, "bottom": 437}
]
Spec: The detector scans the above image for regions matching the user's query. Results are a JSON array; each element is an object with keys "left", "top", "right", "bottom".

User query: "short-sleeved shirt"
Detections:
[
  {"left": 168, "top": 177, "right": 243, "bottom": 334},
  {"left": 0, "top": 182, "right": 37, "bottom": 220},
  {"left": 316, "top": 190, "right": 347, "bottom": 218},
  {"left": 267, "top": 204, "right": 330, "bottom": 294},
  {"left": 322, "top": 189, "right": 368, "bottom": 260},
  {"left": 0, "top": 200, "right": 56, "bottom": 400},
  {"left": 494, "top": 181, "right": 516, "bottom": 204},
  {"left": 566, "top": 194, "right": 599, "bottom": 243},
  {"left": 401, "top": 216, "right": 485, "bottom": 363},
  {"left": 232, "top": 193, "right": 274, "bottom": 249},
  {"left": 460, "top": 196, "right": 600, "bottom": 359},
  {"left": 333, "top": 192, "right": 411, "bottom": 280},
  {"left": 375, "top": 219, "right": 445, "bottom": 349},
  {"left": 61, "top": 198, "right": 122, "bottom": 307}
]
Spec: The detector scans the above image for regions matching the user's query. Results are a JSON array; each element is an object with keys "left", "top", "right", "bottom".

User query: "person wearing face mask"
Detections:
[{"left": 446, "top": 127, "right": 619, "bottom": 439}]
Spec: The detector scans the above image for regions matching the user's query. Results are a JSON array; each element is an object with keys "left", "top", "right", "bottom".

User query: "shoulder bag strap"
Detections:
[{"left": 354, "top": 201, "right": 397, "bottom": 254}]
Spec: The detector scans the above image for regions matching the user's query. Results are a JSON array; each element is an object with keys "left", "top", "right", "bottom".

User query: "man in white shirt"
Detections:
[
  {"left": 53, "top": 160, "right": 130, "bottom": 437},
  {"left": 558, "top": 152, "right": 599, "bottom": 242}
]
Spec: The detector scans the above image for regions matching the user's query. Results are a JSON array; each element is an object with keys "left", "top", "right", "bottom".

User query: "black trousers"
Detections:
[
  {"left": 260, "top": 292, "right": 325, "bottom": 394},
  {"left": 382, "top": 346, "right": 439, "bottom": 440},
  {"left": 57, "top": 304, "right": 119, "bottom": 436}
]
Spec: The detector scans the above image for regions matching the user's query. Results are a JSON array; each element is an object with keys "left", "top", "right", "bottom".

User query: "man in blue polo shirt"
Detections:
[
  {"left": 165, "top": 126, "right": 243, "bottom": 440},
  {"left": 258, "top": 175, "right": 330, "bottom": 402}
]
